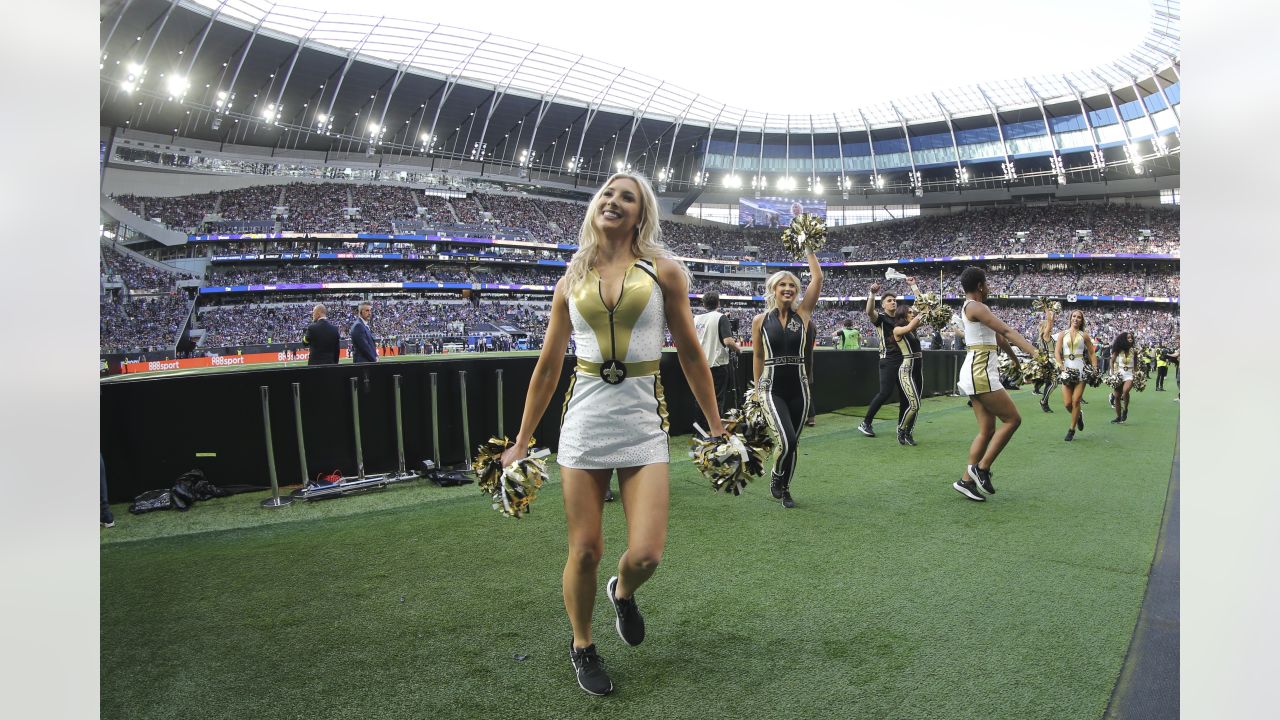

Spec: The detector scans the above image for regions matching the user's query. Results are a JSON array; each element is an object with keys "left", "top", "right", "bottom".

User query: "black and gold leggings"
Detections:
[{"left": 897, "top": 355, "right": 923, "bottom": 433}]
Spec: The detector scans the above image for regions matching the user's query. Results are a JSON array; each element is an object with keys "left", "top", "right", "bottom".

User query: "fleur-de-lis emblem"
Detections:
[{"left": 601, "top": 360, "right": 626, "bottom": 385}]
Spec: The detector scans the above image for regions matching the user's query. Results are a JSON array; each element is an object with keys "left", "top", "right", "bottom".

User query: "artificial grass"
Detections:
[{"left": 101, "top": 386, "right": 1178, "bottom": 720}]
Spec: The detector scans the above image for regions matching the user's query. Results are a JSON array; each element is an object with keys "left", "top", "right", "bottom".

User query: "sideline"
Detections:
[{"left": 1103, "top": 429, "right": 1180, "bottom": 719}]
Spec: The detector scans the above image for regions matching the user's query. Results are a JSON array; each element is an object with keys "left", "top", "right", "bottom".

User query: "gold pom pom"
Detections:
[
  {"left": 689, "top": 384, "right": 776, "bottom": 495},
  {"left": 1022, "top": 352, "right": 1057, "bottom": 386},
  {"left": 1102, "top": 371, "right": 1125, "bottom": 390},
  {"left": 911, "top": 292, "right": 953, "bottom": 332},
  {"left": 998, "top": 354, "right": 1023, "bottom": 389},
  {"left": 472, "top": 436, "right": 547, "bottom": 519},
  {"left": 1132, "top": 372, "right": 1148, "bottom": 392},
  {"left": 780, "top": 213, "right": 827, "bottom": 257}
]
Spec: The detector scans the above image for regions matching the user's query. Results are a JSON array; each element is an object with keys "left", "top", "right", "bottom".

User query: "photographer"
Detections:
[{"left": 693, "top": 291, "right": 741, "bottom": 423}]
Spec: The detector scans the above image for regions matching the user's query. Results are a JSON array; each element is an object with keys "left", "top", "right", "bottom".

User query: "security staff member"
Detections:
[
  {"left": 303, "top": 303, "right": 340, "bottom": 365},
  {"left": 693, "top": 291, "right": 740, "bottom": 421}
]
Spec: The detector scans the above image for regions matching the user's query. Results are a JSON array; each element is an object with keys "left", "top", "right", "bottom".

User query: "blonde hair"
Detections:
[
  {"left": 563, "top": 172, "right": 689, "bottom": 292},
  {"left": 1069, "top": 309, "right": 1087, "bottom": 331},
  {"left": 764, "top": 271, "right": 801, "bottom": 313}
]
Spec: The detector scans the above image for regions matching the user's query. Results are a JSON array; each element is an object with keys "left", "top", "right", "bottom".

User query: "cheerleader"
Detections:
[
  {"left": 952, "top": 267, "right": 1040, "bottom": 501},
  {"left": 501, "top": 173, "right": 726, "bottom": 696},
  {"left": 1054, "top": 309, "right": 1099, "bottom": 441},
  {"left": 1036, "top": 306, "right": 1057, "bottom": 413},
  {"left": 892, "top": 301, "right": 927, "bottom": 445},
  {"left": 752, "top": 251, "right": 824, "bottom": 509},
  {"left": 1110, "top": 331, "right": 1137, "bottom": 423}
]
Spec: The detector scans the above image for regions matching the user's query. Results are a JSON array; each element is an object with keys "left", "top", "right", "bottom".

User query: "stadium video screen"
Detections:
[{"left": 738, "top": 197, "right": 827, "bottom": 228}]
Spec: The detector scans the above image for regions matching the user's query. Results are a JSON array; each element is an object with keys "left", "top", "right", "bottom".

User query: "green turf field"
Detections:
[{"left": 101, "top": 385, "right": 1178, "bottom": 720}]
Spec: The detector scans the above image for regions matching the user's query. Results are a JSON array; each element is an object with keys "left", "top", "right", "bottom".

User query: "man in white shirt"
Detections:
[{"left": 692, "top": 292, "right": 741, "bottom": 424}]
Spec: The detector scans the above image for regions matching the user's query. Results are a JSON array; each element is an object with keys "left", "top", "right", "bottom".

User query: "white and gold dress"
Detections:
[{"left": 557, "top": 257, "right": 670, "bottom": 469}]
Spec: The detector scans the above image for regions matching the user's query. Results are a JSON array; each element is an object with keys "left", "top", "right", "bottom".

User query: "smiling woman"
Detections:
[{"left": 497, "top": 172, "right": 726, "bottom": 696}]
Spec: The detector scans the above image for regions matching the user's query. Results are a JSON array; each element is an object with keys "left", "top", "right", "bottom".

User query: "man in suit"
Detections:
[
  {"left": 351, "top": 302, "right": 377, "bottom": 364},
  {"left": 303, "top": 304, "right": 339, "bottom": 365}
]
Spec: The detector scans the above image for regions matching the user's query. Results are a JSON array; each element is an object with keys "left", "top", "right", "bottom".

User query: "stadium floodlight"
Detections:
[
  {"left": 954, "top": 167, "right": 969, "bottom": 185},
  {"left": 809, "top": 177, "right": 823, "bottom": 194},
  {"left": 120, "top": 80, "right": 135, "bottom": 93},
  {"left": 1090, "top": 150, "right": 1107, "bottom": 171},
  {"left": 778, "top": 176, "right": 796, "bottom": 192},
  {"left": 1124, "top": 143, "right": 1144, "bottom": 173},
  {"left": 1050, "top": 156, "right": 1067, "bottom": 185},
  {"left": 871, "top": 174, "right": 885, "bottom": 189},
  {"left": 127, "top": 62, "right": 144, "bottom": 77},
  {"left": 165, "top": 75, "right": 188, "bottom": 98},
  {"left": 723, "top": 174, "right": 742, "bottom": 189},
  {"left": 1001, "top": 162, "right": 1017, "bottom": 181},
  {"left": 841, "top": 176, "right": 855, "bottom": 191},
  {"left": 1152, "top": 135, "right": 1169, "bottom": 157}
]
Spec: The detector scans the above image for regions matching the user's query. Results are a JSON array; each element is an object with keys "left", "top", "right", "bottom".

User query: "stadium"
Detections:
[{"left": 89, "top": 0, "right": 1188, "bottom": 717}]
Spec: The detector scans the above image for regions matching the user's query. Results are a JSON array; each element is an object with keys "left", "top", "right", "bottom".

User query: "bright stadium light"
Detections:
[
  {"left": 723, "top": 174, "right": 741, "bottom": 189},
  {"left": 1090, "top": 150, "right": 1107, "bottom": 171},
  {"left": 954, "top": 167, "right": 969, "bottom": 185},
  {"left": 368, "top": 122, "right": 381, "bottom": 133},
  {"left": 1152, "top": 135, "right": 1168, "bottom": 157},
  {"left": 1124, "top": 143, "right": 1144, "bottom": 173},
  {"left": 1001, "top": 162, "right": 1017, "bottom": 181},
  {"left": 1050, "top": 155, "right": 1067, "bottom": 184},
  {"left": 165, "top": 75, "right": 188, "bottom": 98},
  {"left": 120, "top": 80, "right": 135, "bottom": 93}
]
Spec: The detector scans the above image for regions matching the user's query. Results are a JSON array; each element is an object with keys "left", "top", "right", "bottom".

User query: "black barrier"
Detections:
[{"left": 100, "top": 350, "right": 965, "bottom": 502}]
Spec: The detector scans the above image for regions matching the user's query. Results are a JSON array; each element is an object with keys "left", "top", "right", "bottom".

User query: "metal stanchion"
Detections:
[
  {"left": 495, "top": 368, "right": 504, "bottom": 438},
  {"left": 350, "top": 376, "right": 366, "bottom": 481},
  {"left": 292, "top": 382, "right": 309, "bottom": 487},
  {"left": 459, "top": 369, "right": 472, "bottom": 467},
  {"left": 260, "top": 386, "right": 291, "bottom": 508},
  {"left": 430, "top": 372, "right": 441, "bottom": 469},
  {"left": 390, "top": 374, "right": 419, "bottom": 482},
  {"left": 302, "top": 376, "right": 390, "bottom": 499}
]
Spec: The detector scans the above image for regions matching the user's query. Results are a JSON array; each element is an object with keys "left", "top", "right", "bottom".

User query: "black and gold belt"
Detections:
[
  {"left": 577, "top": 358, "right": 660, "bottom": 384},
  {"left": 764, "top": 355, "right": 805, "bottom": 367}
]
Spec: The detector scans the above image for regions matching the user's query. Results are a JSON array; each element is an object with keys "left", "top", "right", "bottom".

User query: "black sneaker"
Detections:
[
  {"left": 968, "top": 465, "right": 995, "bottom": 495},
  {"left": 1076, "top": 410, "right": 1085, "bottom": 431},
  {"left": 607, "top": 576, "right": 645, "bottom": 647},
  {"left": 1064, "top": 429, "right": 1075, "bottom": 441},
  {"left": 1040, "top": 401, "right": 1053, "bottom": 413},
  {"left": 569, "top": 642, "right": 613, "bottom": 696},
  {"left": 897, "top": 430, "right": 908, "bottom": 446},
  {"left": 904, "top": 432, "right": 917, "bottom": 446},
  {"left": 769, "top": 477, "right": 784, "bottom": 500},
  {"left": 604, "top": 488, "right": 615, "bottom": 502},
  {"left": 858, "top": 422, "right": 875, "bottom": 438},
  {"left": 952, "top": 479, "right": 986, "bottom": 502},
  {"left": 1111, "top": 417, "right": 1122, "bottom": 424},
  {"left": 1108, "top": 394, "right": 1116, "bottom": 408},
  {"left": 1122, "top": 410, "right": 1128, "bottom": 423},
  {"left": 782, "top": 491, "right": 796, "bottom": 509}
]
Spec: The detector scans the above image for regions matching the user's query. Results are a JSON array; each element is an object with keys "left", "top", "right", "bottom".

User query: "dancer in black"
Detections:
[
  {"left": 892, "top": 302, "right": 926, "bottom": 446},
  {"left": 859, "top": 276, "right": 919, "bottom": 437},
  {"left": 752, "top": 252, "right": 824, "bottom": 509}
]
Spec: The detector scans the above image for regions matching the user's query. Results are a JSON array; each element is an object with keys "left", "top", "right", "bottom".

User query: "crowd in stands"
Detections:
[
  {"left": 203, "top": 262, "right": 1178, "bottom": 299},
  {"left": 100, "top": 293, "right": 191, "bottom": 353},
  {"left": 196, "top": 297, "right": 551, "bottom": 349},
  {"left": 101, "top": 247, "right": 196, "bottom": 292},
  {"left": 114, "top": 192, "right": 217, "bottom": 231},
  {"left": 115, "top": 185, "right": 1178, "bottom": 262}
]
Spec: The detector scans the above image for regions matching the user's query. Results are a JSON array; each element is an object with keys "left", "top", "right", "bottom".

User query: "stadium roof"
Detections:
[
  {"left": 100, "top": 0, "right": 1180, "bottom": 190},
  {"left": 175, "top": 0, "right": 1179, "bottom": 132}
]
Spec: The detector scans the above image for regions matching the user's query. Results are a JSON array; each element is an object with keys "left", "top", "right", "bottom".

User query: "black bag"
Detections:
[{"left": 129, "top": 489, "right": 174, "bottom": 514}]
